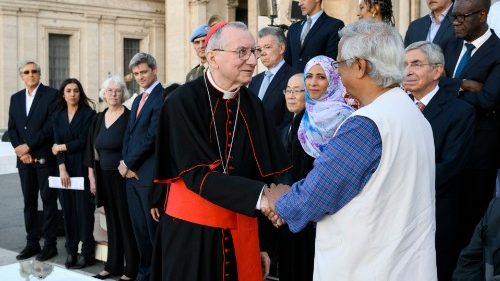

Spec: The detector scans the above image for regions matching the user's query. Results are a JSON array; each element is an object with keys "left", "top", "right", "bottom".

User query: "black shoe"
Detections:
[
  {"left": 70, "top": 254, "right": 96, "bottom": 269},
  {"left": 93, "top": 272, "right": 112, "bottom": 280},
  {"left": 35, "top": 246, "right": 58, "bottom": 261},
  {"left": 16, "top": 245, "right": 41, "bottom": 260},
  {"left": 65, "top": 254, "right": 77, "bottom": 268}
]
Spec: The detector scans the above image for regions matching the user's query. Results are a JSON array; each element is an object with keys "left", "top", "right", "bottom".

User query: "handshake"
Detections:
[{"left": 260, "top": 183, "right": 290, "bottom": 228}]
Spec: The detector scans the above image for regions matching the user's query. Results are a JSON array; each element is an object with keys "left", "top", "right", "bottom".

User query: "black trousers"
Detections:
[
  {"left": 99, "top": 170, "right": 138, "bottom": 277},
  {"left": 18, "top": 164, "right": 58, "bottom": 247},
  {"left": 58, "top": 185, "right": 95, "bottom": 258},
  {"left": 457, "top": 169, "right": 498, "bottom": 253}
]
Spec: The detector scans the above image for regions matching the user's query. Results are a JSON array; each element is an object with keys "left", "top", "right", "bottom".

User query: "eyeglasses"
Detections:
[
  {"left": 22, "top": 70, "right": 39, "bottom": 75},
  {"left": 283, "top": 89, "right": 305, "bottom": 96},
  {"left": 452, "top": 10, "right": 483, "bottom": 23},
  {"left": 404, "top": 61, "right": 438, "bottom": 70},
  {"left": 212, "top": 47, "right": 262, "bottom": 60},
  {"left": 105, "top": 88, "right": 123, "bottom": 95},
  {"left": 331, "top": 58, "right": 356, "bottom": 69}
]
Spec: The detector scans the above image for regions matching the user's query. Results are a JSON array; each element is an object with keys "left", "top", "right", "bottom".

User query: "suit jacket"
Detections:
[
  {"left": 417, "top": 87, "right": 475, "bottom": 199},
  {"left": 8, "top": 83, "right": 58, "bottom": 168},
  {"left": 284, "top": 12, "right": 344, "bottom": 71},
  {"left": 442, "top": 31, "right": 500, "bottom": 169},
  {"left": 248, "top": 62, "right": 298, "bottom": 135},
  {"left": 122, "top": 82, "right": 163, "bottom": 186},
  {"left": 404, "top": 8, "right": 456, "bottom": 50},
  {"left": 53, "top": 106, "right": 96, "bottom": 178}
]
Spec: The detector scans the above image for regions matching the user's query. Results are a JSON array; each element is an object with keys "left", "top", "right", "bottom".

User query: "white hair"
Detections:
[
  {"left": 99, "top": 75, "right": 130, "bottom": 103},
  {"left": 338, "top": 20, "right": 405, "bottom": 87}
]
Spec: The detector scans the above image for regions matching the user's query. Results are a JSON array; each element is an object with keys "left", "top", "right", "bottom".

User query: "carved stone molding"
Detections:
[
  {"left": 227, "top": 0, "right": 239, "bottom": 8},
  {"left": 189, "top": 0, "right": 209, "bottom": 5}
]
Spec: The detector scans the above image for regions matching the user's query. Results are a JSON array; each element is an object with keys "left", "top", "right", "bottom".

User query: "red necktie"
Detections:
[
  {"left": 136, "top": 92, "right": 149, "bottom": 117},
  {"left": 416, "top": 101, "right": 426, "bottom": 112}
]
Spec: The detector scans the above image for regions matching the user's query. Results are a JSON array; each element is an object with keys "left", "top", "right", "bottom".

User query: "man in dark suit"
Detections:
[
  {"left": 284, "top": 0, "right": 344, "bottom": 71},
  {"left": 8, "top": 61, "right": 59, "bottom": 261},
  {"left": 404, "top": 0, "right": 456, "bottom": 49},
  {"left": 404, "top": 41, "right": 475, "bottom": 281},
  {"left": 118, "top": 52, "right": 163, "bottom": 281},
  {"left": 442, "top": 0, "right": 500, "bottom": 255},
  {"left": 249, "top": 26, "right": 299, "bottom": 137}
]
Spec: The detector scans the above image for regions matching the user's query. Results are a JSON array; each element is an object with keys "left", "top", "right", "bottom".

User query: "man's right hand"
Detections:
[
  {"left": 118, "top": 160, "right": 128, "bottom": 177},
  {"left": 19, "top": 153, "right": 33, "bottom": 164},
  {"left": 151, "top": 208, "right": 160, "bottom": 222}
]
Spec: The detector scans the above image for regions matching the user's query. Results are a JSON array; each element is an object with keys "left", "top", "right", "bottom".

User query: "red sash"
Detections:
[{"left": 165, "top": 179, "right": 262, "bottom": 281}]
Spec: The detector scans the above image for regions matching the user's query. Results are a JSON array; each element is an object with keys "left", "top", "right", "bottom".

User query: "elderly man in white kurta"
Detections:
[{"left": 264, "top": 20, "right": 438, "bottom": 281}]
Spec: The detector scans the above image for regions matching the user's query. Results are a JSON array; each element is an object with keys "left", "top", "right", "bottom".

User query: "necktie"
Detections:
[
  {"left": 416, "top": 101, "right": 426, "bottom": 112},
  {"left": 136, "top": 92, "right": 149, "bottom": 117},
  {"left": 454, "top": 43, "right": 475, "bottom": 78},
  {"left": 258, "top": 71, "right": 273, "bottom": 100},
  {"left": 300, "top": 17, "right": 312, "bottom": 46}
]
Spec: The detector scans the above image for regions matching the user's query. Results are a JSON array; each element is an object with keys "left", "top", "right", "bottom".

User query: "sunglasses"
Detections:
[{"left": 22, "top": 70, "right": 39, "bottom": 75}]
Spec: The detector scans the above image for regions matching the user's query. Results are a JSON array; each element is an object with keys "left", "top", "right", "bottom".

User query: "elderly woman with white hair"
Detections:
[
  {"left": 264, "top": 20, "right": 438, "bottom": 280},
  {"left": 84, "top": 75, "right": 138, "bottom": 281}
]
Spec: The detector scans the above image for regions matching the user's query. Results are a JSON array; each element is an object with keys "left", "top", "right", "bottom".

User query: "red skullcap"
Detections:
[{"left": 203, "top": 21, "right": 229, "bottom": 49}]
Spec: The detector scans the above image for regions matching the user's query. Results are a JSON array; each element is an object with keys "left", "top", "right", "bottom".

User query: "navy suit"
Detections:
[
  {"left": 122, "top": 82, "right": 163, "bottom": 281},
  {"left": 285, "top": 12, "right": 344, "bottom": 71},
  {"left": 248, "top": 62, "right": 299, "bottom": 138},
  {"left": 53, "top": 106, "right": 96, "bottom": 258},
  {"left": 8, "top": 83, "right": 59, "bottom": 249},
  {"left": 442, "top": 30, "right": 500, "bottom": 253},
  {"left": 416, "top": 86, "right": 475, "bottom": 281},
  {"left": 404, "top": 8, "right": 456, "bottom": 50}
]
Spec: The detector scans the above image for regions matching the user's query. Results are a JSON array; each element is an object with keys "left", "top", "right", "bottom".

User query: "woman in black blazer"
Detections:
[
  {"left": 85, "top": 76, "right": 138, "bottom": 281},
  {"left": 52, "top": 78, "right": 96, "bottom": 269}
]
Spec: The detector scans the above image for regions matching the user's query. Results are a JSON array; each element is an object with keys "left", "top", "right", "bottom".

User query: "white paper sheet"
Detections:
[{"left": 48, "top": 176, "right": 85, "bottom": 190}]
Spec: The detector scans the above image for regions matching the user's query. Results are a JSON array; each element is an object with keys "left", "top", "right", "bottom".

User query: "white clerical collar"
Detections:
[{"left": 207, "top": 69, "right": 239, "bottom": 99}]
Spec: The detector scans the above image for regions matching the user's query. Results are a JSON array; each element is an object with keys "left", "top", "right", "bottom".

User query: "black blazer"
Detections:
[
  {"left": 8, "top": 84, "right": 58, "bottom": 168},
  {"left": 418, "top": 87, "right": 475, "bottom": 199},
  {"left": 442, "top": 31, "right": 500, "bottom": 169},
  {"left": 53, "top": 106, "right": 96, "bottom": 178},
  {"left": 248, "top": 62, "right": 298, "bottom": 134},
  {"left": 404, "top": 8, "right": 456, "bottom": 50},
  {"left": 284, "top": 12, "right": 344, "bottom": 71},
  {"left": 122, "top": 82, "right": 163, "bottom": 187}
]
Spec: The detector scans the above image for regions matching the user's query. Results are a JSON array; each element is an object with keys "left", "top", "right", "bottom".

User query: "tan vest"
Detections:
[{"left": 314, "top": 88, "right": 437, "bottom": 281}]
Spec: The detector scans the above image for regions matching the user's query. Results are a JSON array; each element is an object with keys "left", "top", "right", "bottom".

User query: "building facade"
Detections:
[{"left": 0, "top": 0, "right": 476, "bottom": 127}]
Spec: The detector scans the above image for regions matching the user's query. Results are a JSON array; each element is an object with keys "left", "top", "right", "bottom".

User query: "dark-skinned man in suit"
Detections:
[
  {"left": 442, "top": 0, "right": 500, "bottom": 254},
  {"left": 8, "top": 61, "right": 59, "bottom": 261},
  {"left": 249, "top": 26, "right": 299, "bottom": 140},
  {"left": 404, "top": 0, "right": 456, "bottom": 49},
  {"left": 284, "top": 0, "right": 344, "bottom": 71},
  {"left": 118, "top": 52, "right": 163, "bottom": 281},
  {"left": 404, "top": 41, "right": 475, "bottom": 281}
]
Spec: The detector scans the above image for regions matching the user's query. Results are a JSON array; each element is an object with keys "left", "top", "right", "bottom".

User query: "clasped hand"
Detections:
[{"left": 260, "top": 183, "right": 290, "bottom": 228}]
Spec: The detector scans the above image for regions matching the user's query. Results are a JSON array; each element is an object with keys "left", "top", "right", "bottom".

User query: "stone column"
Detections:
[
  {"left": 165, "top": 0, "right": 188, "bottom": 83},
  {"left": 227, "top": 0, "right": 238, "bottom": 21},
  {"left": 0, "top": 6, "right": 19, "bottom": 127},
  {"left": 99, "top": 16, "right": 117, "bottom": 85},
  {"left": 150, "top": 18, "right": 166, "bottom": 84},
  {"left": 83, "top": 13, "right": 100, "bottom": 101}
]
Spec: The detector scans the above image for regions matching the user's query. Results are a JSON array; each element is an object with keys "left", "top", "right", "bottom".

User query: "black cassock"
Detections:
[{"left": 152, "top": 73, "right": 291, "bottom": 281}]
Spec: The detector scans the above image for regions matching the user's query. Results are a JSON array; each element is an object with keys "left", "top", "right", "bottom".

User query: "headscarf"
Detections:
[{"left": 297, "top": 55, "right": 354, "bottom": 158}]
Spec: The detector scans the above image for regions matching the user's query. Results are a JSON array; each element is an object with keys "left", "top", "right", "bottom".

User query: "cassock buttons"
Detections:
[
  {"left": 228, "top": 109, "right": 232, "bottom": 113},
  {"left": 24, "top": 126, "right": 27, "bottom": 130},
  {"left": 228, "top": 120, "right": 232, "bottom": 125},
  {"left": 225, "top": 248, "right": 230, "bottom": 253},
  {"left": 228, "top": 132, "right": 232, "bottom": 136}
]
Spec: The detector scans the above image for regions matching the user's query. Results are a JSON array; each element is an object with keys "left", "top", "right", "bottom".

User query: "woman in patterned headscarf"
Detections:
[{"left": 298, "top": 55, "right": 354, "bottom": 158}]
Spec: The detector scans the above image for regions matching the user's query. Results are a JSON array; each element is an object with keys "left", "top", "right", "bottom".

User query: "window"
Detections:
[
  {"left": 124, "top": 38, "right": 141, "bottom": 95},
  {"left": 49, "top": 34, "right": 70, "bottom": 89}
]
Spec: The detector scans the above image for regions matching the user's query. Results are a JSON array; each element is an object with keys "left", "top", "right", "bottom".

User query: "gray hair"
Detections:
[
  {"left": 257, "top": 26, "right": 286, "bottom": 45},
  {"left": 128, "top": 52, "right": 157, "bottom": 71},
  {"left": 405, "top": 41, "right": 445, "bottom": 66},
  {"left": 206, "top": 22, "right": 249, "bottom": 51},
  {"left": 18, "top": 60, "right": 41, "bottom": 76},
  {"left": 338, "top": 20, "right": 405, "bottom": 87},
  {"left": 99, "top": 75, "right": 131, "bottom": 103}
]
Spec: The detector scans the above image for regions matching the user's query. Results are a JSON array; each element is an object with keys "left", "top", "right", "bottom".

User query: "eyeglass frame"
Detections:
[
  {"left": 211, "top": 47, "right": 262, "bottom": 60},
  {"left": 105, "top": 88, "right": 124, "bottom": 95},
  {"left": 22, "top": 70, "right": 39, "bottom": 75},
  {"left": 283, "top": 89, "right": 305, "bottom": 96},
  {"left": 404, "top": 61, "right": 441, "bottom": 70},
  {"left": 331, "top": 57, "right": 358, "bottom": 70},
  {"left": 452, "top": 9, "right": 484, "bottom": 23}
]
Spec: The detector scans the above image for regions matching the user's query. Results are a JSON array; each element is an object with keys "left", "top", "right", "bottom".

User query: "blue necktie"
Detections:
[
  {"left": 258, "top": 71, "right": 273, "bottom": 100},
  {"left": 454, "top": 43, "right": 475, "bottom": 78}
]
